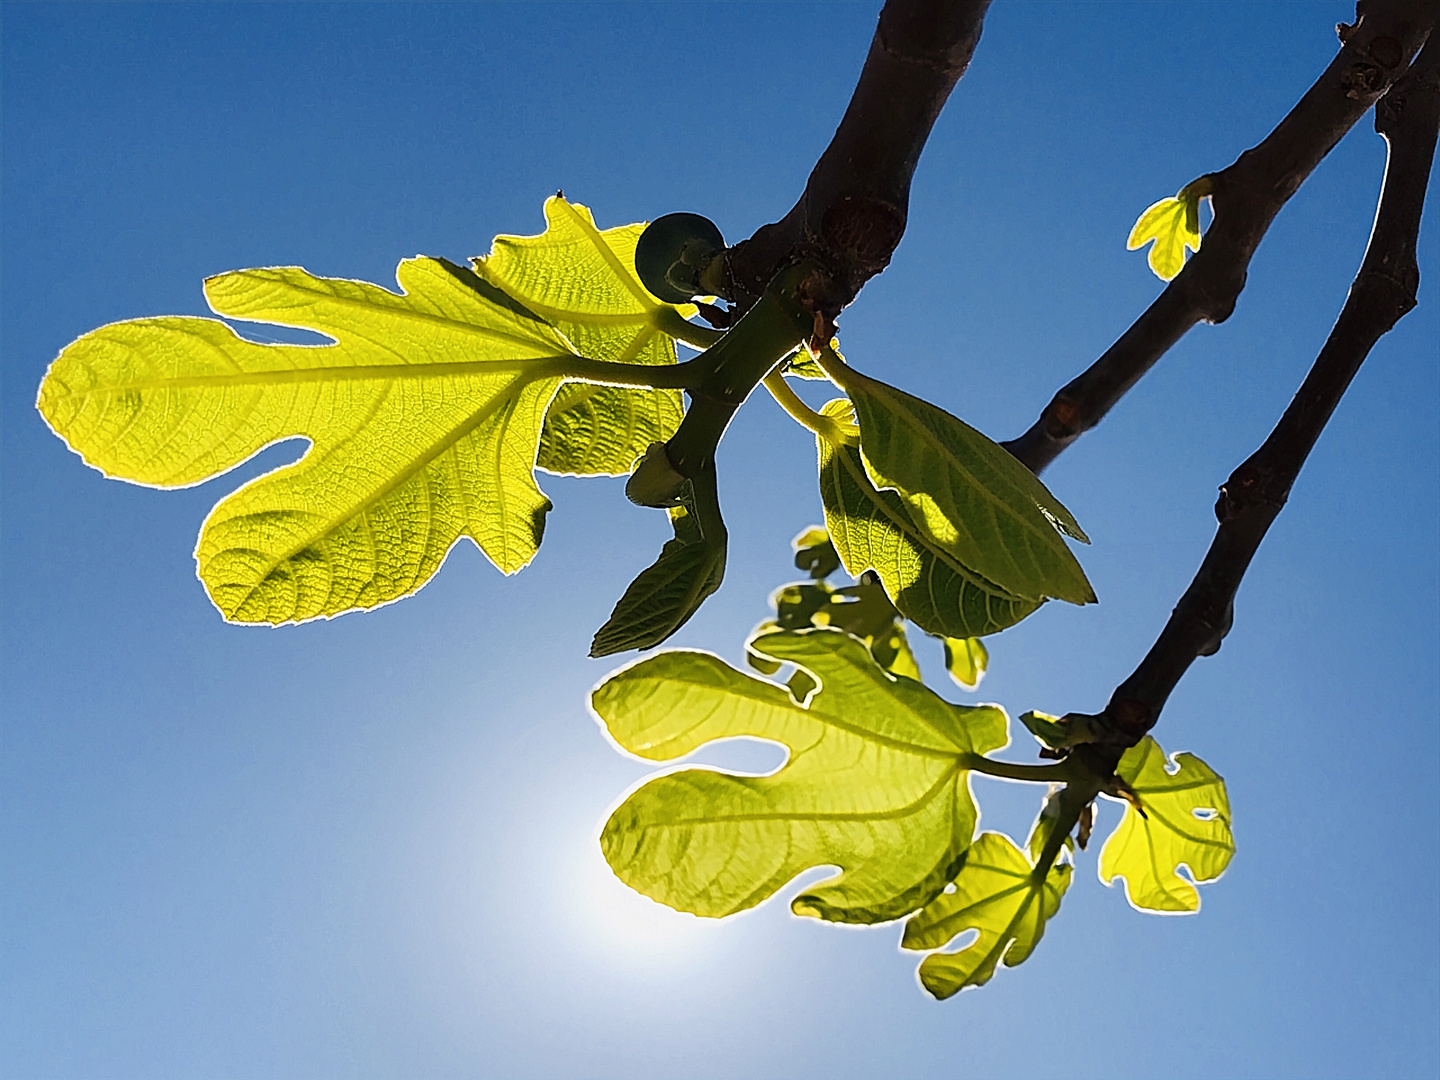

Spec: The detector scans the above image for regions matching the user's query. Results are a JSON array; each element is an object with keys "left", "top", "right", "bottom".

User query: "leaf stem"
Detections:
[
  {"left": 1030, "top": 782, "right": 1088, "bottom": 882},
  {"left": 653, "top": 306, "right": 725, "bottom": 351},
  {"left": 811, "top": 342, "right": 853, "bottom": 389},
  {"left": 762, "top": 371, "right": 856, "bottom": 444},
  {"left": 554, "top": 354, "right": 703, "bottom": 391},
  {"left": 653, "top": 264, "right": 817, "bottom": 489},
  {"left": 961, "top": 754, "right": 1071, "bottom": 783}
]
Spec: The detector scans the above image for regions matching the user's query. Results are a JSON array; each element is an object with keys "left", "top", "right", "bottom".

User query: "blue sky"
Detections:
[{"left": 2, "top": 3, "right": 1436, "bottom": 1077}]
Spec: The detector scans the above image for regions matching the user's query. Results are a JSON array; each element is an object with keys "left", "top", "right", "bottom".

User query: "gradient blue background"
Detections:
[{"left": 3, "top": 3, "right": 1437, "bottom": 1077}]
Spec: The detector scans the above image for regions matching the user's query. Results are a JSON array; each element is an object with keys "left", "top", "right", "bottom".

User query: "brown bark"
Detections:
[
  {"left": 1003, "top": 0, "right": 1436, "bottom": 474},
  {"left": 721, "top": 0, "right": 992, "bottom": 326},
  {"left": 1070, "top": 33, "right": 1439, "bottom": 773}
]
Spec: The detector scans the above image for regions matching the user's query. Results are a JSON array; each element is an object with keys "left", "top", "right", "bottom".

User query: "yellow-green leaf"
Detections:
[
  {"left": 783, "top": 337, "right": 843, "bottom": 380},
  {"left": 1099, "top": 736, "right": 1234, "bottom": 913},
  {"left": 1127, "top": 192, "right": 1202, "bottom": 281},
  {"left": 901, "top": 831, "right": 1071, "bottom": 999},
  {"left": 943, "top": 637, "right": 988, "bottom": 690},
  {"left": 817, "top": 400, "right": 1043, "bottom": 639},
  {"left": 38, "top": 258, "right": 576, "bottom": 624},
  {"left": 792, "top": 524, "right": 840, "bottom": 579},
  {"left": 473, "top": 195, "right": 693, "bottom": 475},
  {"left": 870, "top": 620, "right": 922, "bottom": 681},
  {"left": 595, "top": 628, "right": 1009, "bottom": 924}
]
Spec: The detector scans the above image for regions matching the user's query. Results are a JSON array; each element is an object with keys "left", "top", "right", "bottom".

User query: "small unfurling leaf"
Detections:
[
  {"left": 1127, "top": 181, "right": 1208, "bottom": 281},
  {"left": 943, "top": 636, "right": 988, "bottom": 690}
]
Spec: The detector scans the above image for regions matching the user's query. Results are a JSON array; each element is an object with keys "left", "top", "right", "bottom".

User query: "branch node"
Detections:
[
  {"left": 1042, "top": 394, "right": 1083, "bottom": 440},
  {"left": 1214, "top": 462, "right": 1289, "bottom": 523},
  {"left": 1343, "top": 60, "right": 1388, "bottom": 99},
  {"left": 820, "top": 197, "right": 906, "bottom": 277}
]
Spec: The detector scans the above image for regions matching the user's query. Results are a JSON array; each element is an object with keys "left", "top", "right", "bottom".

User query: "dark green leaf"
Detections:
[
  {"left": 817, "top": 401, "right": 1042, "bottom": 639},
  {"left": 832, "top": 366, "right": 1094, "bottom": 605},
  {"left": 590, "top": 489, "right": 725, "bottom": 657}
]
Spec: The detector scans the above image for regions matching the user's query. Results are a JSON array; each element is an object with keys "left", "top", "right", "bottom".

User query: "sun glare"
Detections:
[{"left": 571, "top": 836, "right": 725, "bottom": 968}]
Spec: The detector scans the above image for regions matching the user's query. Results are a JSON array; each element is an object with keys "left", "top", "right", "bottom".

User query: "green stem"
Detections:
[
  {"left": 960, "top": 754, "right": 1071, "bottom": 783},
  {"left": 762, "top": 371, "right": 855, "bottom": 444},
  {"left": 654, "top": 306, "right": 725, "bottom": 351},
  {"left": 662, "top": 264, "right": 818, "bottom": 482},
  {"left": 812, "top": 341, "right": 853, "bottom": 388},
  {"left": 555, "top": 354, "right": 703, "bottom": 390},
  {"left": 1029, "top": 760, "right": 1109, "bottom": 882},
  {"left": 1031, "top": 787, "right": 1084, "bottom": 883},
  {"left": 683, "top": 263, "right": 817, "bottom": 400}
]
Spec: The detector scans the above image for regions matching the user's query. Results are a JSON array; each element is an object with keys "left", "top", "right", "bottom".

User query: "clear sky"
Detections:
[{"left": 2, "top": 3, "right": 1436, "bottom": 1078}]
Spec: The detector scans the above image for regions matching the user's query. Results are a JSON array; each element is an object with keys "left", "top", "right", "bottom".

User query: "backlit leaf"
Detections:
[
  {"left": 902, "top": 831, "right": 1071, "bottom": 999},
  {"left": 783, "top": 337, "right": 843, "bottom": 380},
  {"left": 473, "top": 196, "right": 697, "bottom": 475},
  {"left": 589, "top": 495, "right": 725, "bottom": 657},
  {"left": 38, "top": 258, "right": 579, "bottom": 624},
  {"left": 817, "top": 400, "right": 1043, "bottom": 639},
  {"left": 943, "top": 636, "right": 988, "bottom": 690},
  {"left": 1127, "top": 192, "right": 1202, "bottom": 281},
  {"left": 1099, "top": 736, "right": 1234, "bottom": 913},
  {"left": 1018, "top": 708, "right": 1101, "bottom": 752},
  {"left": 595, "top": 629, "right": 1008, "bottom": 924},
  {"left": 869, "top": 620, "right": 922, "bottom": 681},
  {"left": 748, "top": 531, "right": 923, "bottom": 681},
  {"left": 830, "top": 365, "right": 1094, "bottom": 605}
]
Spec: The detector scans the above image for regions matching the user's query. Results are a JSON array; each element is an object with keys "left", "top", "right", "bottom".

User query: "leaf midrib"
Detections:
[
  {"left": 829, "top": 438, "right": 1030, "bottom": 602},
  {"left": 57, "top": 353, "right": 580, "bottom": 397},
  {"left": 220, "top": 365, "right": 563, "bottom": 613},
  {"left": 854, "top": 377, "right": 1064, "bottom": 573},
  {"left": 639, "top": 762, "right": 961, "bottom": 826},
  {"left": 556, "top": 198, "right": 658, "bottom": 310}
]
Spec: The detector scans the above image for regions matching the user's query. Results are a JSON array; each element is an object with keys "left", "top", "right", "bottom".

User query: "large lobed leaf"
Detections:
[
  {"left": 39, "top": 258, "right": 580, "bottom": 624},
  {"left": 902, "top": 831, "right": 1072, "bottom": 999},
  {"left": 1099, "top": 736, "right": 1234, "bottom": 913},
  {"left": 38, "top": 197, "right": 702, "bottom": 625},
  {"left": 593, "top": 629, "right": 1009, "bottom": 924},
  {"left": 817, "top": 399, "right": 1043, "bottom": 640},
  {"left": 473, "top": 195, "right": 692, "bottom": 476}
]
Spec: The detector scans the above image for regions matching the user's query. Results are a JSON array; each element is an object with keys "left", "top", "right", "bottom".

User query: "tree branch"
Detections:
[
  {"left": 721, "top": 0, "right": 991, "bottom": 323},
  {"left": 1072, "top": 34, "right": 1439, "bottom": 770},
  {"left": 1004, "top": 0, "right": 1435, "bottom": 474}
]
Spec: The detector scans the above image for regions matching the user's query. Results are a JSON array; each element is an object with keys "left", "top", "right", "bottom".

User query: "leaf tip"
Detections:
[{"left": 790, "top": 896, "right": 823, "bottom": 920}]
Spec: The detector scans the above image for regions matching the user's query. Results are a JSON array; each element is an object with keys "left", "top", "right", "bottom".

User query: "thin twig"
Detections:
[
  {"left": 1071, "top": 35, "right": 1439, "bottom": 768},
  {"left": 1003, "top": 0, "right": 1435, "bottom": 475}
]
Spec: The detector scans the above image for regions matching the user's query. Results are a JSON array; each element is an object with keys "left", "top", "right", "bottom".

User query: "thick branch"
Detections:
[
  {"left": 722, "top": 0, "right": 991, "bottom": 321},
  {"left": 1074, "top": 35, "right": 1439, "bottom": 767},
  {"left": 1004, "top": 0, "right": 1435, "bottom": 474}
]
